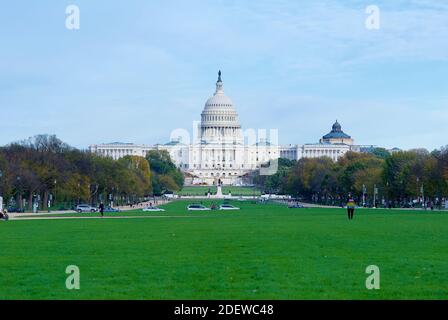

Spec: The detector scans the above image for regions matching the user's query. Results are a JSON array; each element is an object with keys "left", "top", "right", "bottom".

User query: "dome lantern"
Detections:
[
  {"left": 332, "top": 120, "right": 342, "bottom": 132},
  {"left": 215, "top": 70, "right": 224, "bottom": 94}
]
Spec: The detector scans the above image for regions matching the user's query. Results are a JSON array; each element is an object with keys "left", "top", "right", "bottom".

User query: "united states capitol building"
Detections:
[{"left": 89, "top": 72, "right": 375, "bottom": 185}]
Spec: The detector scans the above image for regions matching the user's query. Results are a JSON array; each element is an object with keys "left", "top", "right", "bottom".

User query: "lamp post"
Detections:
[
  {"left": 16, "top": 176, "right": 22, "bottom": 210},
  {"left": 49, "top": 179, "right": 56, "bottom": 212},
  {"left": 33, "top": 194, "right": 38, "bottom": 213},
  {"left": 416, "top": 177, "right": 420, "bottom": 207},
  {"left": 110, "top": 187, "right": 115, "bottom": 208},
  {"left": 362, "top": 184, "right": 366, "bottom": 207},
  {"left": 77, "top": 183, "right": 80, "bottom": 205},
  {"left": 421, "top": 183, "right": 425, "bottom": 210},
  {"left": 373, "top": 184, "right": 378, "bottom": 208},
  {"left": 417, "top": 177, "right": 425, "bottom": 209},
  {"left": 53, "top": 179, "right": 57, "bottom": 202}
]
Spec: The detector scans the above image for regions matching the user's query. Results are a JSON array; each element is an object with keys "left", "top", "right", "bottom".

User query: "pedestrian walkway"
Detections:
[
  {"left": 10, "top": 215, "right": 206, "bottom": 221},
  {"left": 8, "top": 200, "right": 172, "bottom": 219}
]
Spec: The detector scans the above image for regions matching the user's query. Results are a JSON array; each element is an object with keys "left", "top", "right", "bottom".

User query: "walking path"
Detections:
[
  {"left": 8, "top": 200, "right": 172, "bottom": 219},
  {"left": 9, "top": 215, "right": 207, "bottom": 221}
]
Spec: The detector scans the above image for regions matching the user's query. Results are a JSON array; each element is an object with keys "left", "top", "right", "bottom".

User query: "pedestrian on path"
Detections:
[{"left": 99, "top": 202, "right": 104, "bottom": 217}]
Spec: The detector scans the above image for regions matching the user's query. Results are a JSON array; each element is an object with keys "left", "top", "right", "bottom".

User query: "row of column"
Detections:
[{"left": 201, "top": 126, "right": 240, "bottom": 138}]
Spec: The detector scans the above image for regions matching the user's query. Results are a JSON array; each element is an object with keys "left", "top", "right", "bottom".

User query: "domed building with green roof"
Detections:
[{"left": 319, "top": 121, "right": 354, "bottom": 145}]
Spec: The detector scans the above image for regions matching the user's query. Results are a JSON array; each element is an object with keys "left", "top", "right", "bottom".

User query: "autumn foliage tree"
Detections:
[
  {"left": 0, "top": 135, "right": 181, "bottom": 211},
  {"left": 146, "top": 150, "right": 184, "bottom": 195},
  {"left": 256, "top": 147, "right": 448, "bottom": 207}
]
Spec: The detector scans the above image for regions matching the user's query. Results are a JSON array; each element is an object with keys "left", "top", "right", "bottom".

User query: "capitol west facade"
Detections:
[{"left": 89, "top": 72, "right": 372, "bottom": 185}]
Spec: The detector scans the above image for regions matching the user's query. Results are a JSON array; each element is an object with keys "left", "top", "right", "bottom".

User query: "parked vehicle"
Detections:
[
  {"left": 104, "top": 206, "right": 120, "bottom": 213},
  {"left": 163, "top": 193, "right": 178, "bottom": 199},
  {"left": 219, "top": 204, "right": 240, "bottom": 211},
  {"left": 6, "top": 206, "right": 24, "bottom": 213},
  {"left": 261, "top": 194, "right": 291, "bottom": 200},
  {"left": 75, "top": 204, "right": 97, "bottom": 213},
  {"left": 142, "top": 206, "right": 165, "bottom": 212},
  {"left": 187, "top": 204, "right": 211, "bottom": 211},
  {"left": 288, "top": 203, "right": 305, "bottom": 209}
]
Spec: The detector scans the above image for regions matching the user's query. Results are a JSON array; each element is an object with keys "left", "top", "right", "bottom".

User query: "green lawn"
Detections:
[
  {"left": 177, "top": 186, "right": 261, "bottom": 196},
  {"left": 1, "top": 201, "right": 447, "bottom": 299}
]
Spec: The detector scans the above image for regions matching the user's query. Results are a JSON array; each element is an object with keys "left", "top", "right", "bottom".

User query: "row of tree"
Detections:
[
  {"left": 255, "top": 147, "right": 448, "bottom": 208},
  {"left": 0, "top": 135, "right": 183, "bottom": 211},
  {"left": 2, "top": 134, "right": 446, "bottom": 210}
]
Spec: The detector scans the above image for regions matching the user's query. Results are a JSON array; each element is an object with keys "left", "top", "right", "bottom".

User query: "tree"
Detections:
[
  {"left": 254, "top": 158, "right": 295, "bottom": 194},
  {"left": 383, "top": 150, "right": 432, "bottom": 205},
  {"left": 371, "top": 147, "right": 390, "bottom": 159},
  {"left": 338, "top": 152, "right": 384, "bottom": 205},
  {"left": 284, "top": 157, "right": 337, "bottom": 203},
  {"left": 0, "top": 135, "right": 164, "bottom": 210},
  {"left": 118, "top": 156, "right": 152, "bottom": 196},
  {"left": 146, "top": 150, "right": 184, "bottom": 195}
]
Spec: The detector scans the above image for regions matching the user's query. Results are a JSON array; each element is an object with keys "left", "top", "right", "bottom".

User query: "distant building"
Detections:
[
  {"left": 89, "top": 142, "right": 150, "bottom": 159},
  {"left": 280, "top": 121, "right": 375, "bottom": 162},
  {"left": 89, "top": 72, "right": 378, "bottom": 185},
  {"left": 388, "top": 147, "right": 402, "bottom": 153},
  {"left": 90, "top": 72, "right": 279, "bottom": 185},
  {"left": 320, "top": 120, "right": 354, "bottom": 145}
]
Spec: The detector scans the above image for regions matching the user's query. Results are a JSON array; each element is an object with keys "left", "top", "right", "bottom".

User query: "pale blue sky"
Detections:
[{"left": 1, "top": 0, "right": 447, "bottom": 150}]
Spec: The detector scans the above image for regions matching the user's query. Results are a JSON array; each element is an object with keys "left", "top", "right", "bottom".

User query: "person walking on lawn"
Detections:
[{"left": 346, "top": 194, "right": 356, "bottom": 220}]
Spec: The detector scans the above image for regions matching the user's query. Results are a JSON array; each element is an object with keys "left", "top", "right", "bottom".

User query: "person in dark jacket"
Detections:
[
  {"left": 99, "top": 202, "right": 105, "bottom": 217},
  {"left": 346, "top": 194, "right": 356, "bottom": 220}
]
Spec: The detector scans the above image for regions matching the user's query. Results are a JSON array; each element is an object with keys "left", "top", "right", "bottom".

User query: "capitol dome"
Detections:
[
  {"left": 200, "top": 71, "right": 242, "bottom": 144},
  {"left": 203, "top": 70, "right": 237, "bottom": 111},
  {"left": 204, "top": 94, "right": 234, "bottom": 110}
]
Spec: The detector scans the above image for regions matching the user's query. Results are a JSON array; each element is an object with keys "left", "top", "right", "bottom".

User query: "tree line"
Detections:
[
  {"left": 0, "top": 135, "right": 183, "bottom": 211},
  {"left": 255, "top": 147, "right": 448, "bottom": 208},
  {"left": 2, "top": 134, "right": 446, "bottom": 210}
]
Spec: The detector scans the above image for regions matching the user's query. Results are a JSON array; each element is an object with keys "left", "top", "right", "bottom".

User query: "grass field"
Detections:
[
  {"left": 1, "top": 200, "right": 447, "bottom": 299},
  {"left": 177, "top": 186, "right": 261, "bottom": 196}
]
